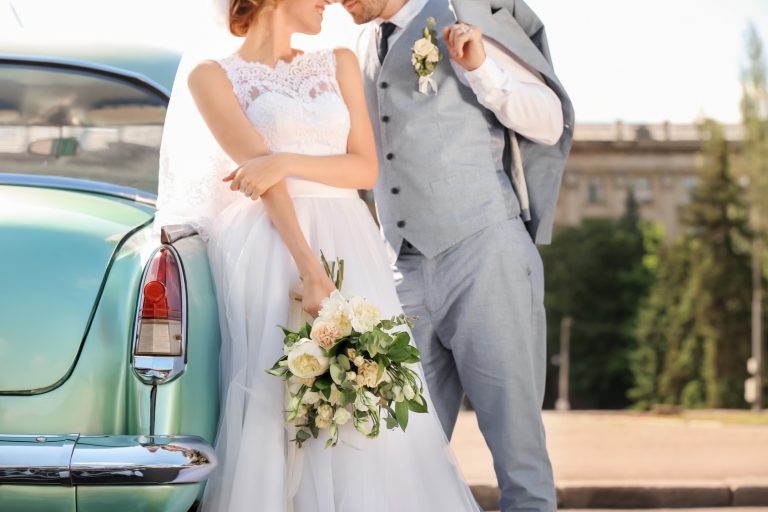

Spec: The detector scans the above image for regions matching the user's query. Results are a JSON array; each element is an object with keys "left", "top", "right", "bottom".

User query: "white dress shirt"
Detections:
[{"left": 374, "top": 0, "right": 564, "bottom": 145}]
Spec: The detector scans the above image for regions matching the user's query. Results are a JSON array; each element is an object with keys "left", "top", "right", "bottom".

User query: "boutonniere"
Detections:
[{"left": 411, "top": 17, "right": 441, "bottom": 95}]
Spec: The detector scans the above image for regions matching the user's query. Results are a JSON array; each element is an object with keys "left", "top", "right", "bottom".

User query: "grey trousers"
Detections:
[{"left": 395, "top": 216, "right": 557, "bottom": 512}]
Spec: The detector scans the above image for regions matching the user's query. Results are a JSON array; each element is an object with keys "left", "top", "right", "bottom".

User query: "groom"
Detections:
[{"left": 341, "top": 0, "right": 573, "bottom": 510}]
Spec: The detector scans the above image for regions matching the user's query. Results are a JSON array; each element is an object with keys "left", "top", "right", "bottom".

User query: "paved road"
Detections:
[{"left": 450, "top": 410, "right": 768, "bottom": 484}]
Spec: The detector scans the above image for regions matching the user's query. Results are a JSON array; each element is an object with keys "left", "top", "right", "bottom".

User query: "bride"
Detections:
[{"left": 157, "top": 0, "right": 483, "bottom": 510}]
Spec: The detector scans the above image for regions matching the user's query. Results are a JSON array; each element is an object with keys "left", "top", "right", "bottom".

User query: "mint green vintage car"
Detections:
[{"left": 0, "top": 43, "right": 221, "bottom": 512}]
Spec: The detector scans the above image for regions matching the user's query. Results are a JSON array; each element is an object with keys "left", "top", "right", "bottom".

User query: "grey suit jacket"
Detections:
[{"left": 451, "top": 0, "right": 575, "bottom": 244}]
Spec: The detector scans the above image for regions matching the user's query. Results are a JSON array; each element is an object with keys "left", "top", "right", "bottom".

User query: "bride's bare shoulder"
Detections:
[
  {"left": 187, "top": 59, "right": 231, "bottom": 94},
  {"left": 333, "top": 47, "right": 358, "bottom": 67}
]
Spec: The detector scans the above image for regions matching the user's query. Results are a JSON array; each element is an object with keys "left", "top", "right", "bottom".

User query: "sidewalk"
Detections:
[{"left": 450, "top": 410, "right": 768, "bottom": 509}]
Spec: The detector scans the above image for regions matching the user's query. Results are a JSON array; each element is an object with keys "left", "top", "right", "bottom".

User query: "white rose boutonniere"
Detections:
[{"left": 411, "top": 17, "right": 441, "bottom": 95}]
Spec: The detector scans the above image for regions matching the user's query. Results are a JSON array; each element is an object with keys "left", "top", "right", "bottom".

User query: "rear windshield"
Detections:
[{"left": 0, "top": 61, "right": 168, "bottom": 194}]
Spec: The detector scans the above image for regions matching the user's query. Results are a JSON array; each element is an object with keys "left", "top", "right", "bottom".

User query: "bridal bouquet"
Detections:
[{"left": 267, "top": 255, "right": 428, "bottom": 448}]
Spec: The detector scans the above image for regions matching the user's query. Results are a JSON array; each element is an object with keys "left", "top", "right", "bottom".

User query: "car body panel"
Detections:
[
  {"left": 77, "top": 484, "right": 202, "bottom": 512},
  {"left": 0, "top": 185, "right": 154, "bottom": 393},
  {"left": 0, "top": 484, "right": 202, "bottom": 512},
  {"left": 0, "top": 221, "right": 151, "bottom": 431},
  {"left": 0, "top": 485, "right": 75, "bottom": 512}
]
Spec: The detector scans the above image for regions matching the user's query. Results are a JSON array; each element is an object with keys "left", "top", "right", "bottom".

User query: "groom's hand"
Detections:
[{"left": 443, "top": 22, "right": 486, "bottom": 72}]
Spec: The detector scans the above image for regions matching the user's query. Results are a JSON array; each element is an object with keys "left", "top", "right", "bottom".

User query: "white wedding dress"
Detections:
[{"left": 199, "top": 48, "right": 482, "bottom": 512}]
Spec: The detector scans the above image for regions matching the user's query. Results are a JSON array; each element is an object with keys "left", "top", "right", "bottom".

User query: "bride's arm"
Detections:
[
  {"left": 226, "top": 48, "right": 378, "bottom": 194},
  {"left": 282, "top": 48, "right": 378, "bottom": 188},
  {"left": 187, "top": 61, "right": 334, "bottom": 315}
]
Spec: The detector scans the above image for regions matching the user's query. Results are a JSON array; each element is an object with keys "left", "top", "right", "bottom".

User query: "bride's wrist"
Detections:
[
  {"left": 301, "top": 265, "right": 328, "bottom": 283},
  {"left": 276, "top": 153, "right": 294, "bottom": 179},
  {"left": 295, "top": 252, "right": 325, "bottom": 282}
]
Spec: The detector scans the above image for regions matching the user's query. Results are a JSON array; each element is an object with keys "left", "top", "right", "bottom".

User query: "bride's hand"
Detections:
[
  {"left": 223, "top": 154, "right": 290, "bottom": 200},
  {"left": 301, "top": 270, "right": 337, "bottom": 318}
]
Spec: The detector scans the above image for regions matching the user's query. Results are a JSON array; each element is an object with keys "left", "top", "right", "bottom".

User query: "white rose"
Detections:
[
  {"left": 317, "top": 403, "right": 334, "bottom": 421},
  {"left": 403, "top": 384, "right": 415, "bottom": 400},
  {"left": 287, "top": 338, "right": 330, "bottom": 378},
  {"left": 301, "top": 390, "right": 322, "bottom": 405},
  {"left": 355, "top": 391, "right": 377, "bottom": 411},
  {"left": 328, "top": 384, "right": 342, "bottom": 406},
  {"left": 413, "top": 38, "right": 436, "bottom": 58},
  {"left": 287, "top": 378, "right": 302, "bottom": 395},
  {"left": 355, "top": 397, "right": 368, "bottom": 412},
  {"left": 426, "top": 46, "right": 440, "bottom": 63},
  {"left": 287, "top": 375, "right": 316, "bottom": 395},
  {"left": 349, "top": 296, "right": 381, "bottom": 333},
  {"left": 315, "top": 403, "right": 334, "bottom": 429},
  {"left": 359, "top": 360, "right": 381, "bottom": 388},
  {"left": 317, "top": 291, "right": 353, "bottom": 336},
  {"left": 333, "top": 407, "right": 352, "bottom": 425}
]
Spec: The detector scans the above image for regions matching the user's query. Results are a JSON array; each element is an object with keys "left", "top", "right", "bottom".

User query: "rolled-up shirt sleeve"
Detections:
[{"left": 450, "top": 36, "right": 564, "bottom": 145}]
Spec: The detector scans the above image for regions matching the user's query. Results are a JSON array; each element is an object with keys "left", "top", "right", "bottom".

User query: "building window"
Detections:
[
  {"left": 565, "top": 173, "right": 579, "bottom": 189},
  {"left": 633, "top": 177, "right": 653, "bottom": 203},
  {"left": 587, "top": 177, "right": 603, "bottom": 204},
  {"left": 683, "top": 175, "right": 700, "bottom": 201}
]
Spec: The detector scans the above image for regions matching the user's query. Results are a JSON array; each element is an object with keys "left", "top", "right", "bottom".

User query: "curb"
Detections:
[{"left": 470, "top": 479, "right": 768, "bottom": 510}]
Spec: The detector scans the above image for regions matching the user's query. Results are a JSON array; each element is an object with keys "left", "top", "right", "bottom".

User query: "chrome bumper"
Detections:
[{"left": 0, "top": 434, "right": 216, "bottom": 485}]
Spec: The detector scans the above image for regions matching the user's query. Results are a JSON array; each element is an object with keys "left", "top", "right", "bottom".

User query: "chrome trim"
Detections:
[
  {"left": 0, "top": 434, "right": 216, "bottom": 485},
  {"left": 161, "top": 224, "right": 199, "bottom": 245},
  {"left": 0, "top": 434, "right": 77, "bottom": 484},
  {"left": 0, "top": 173, "right": 157, "bottom": 206},
  {"left": 131, "top": 244, "right": 188, "bottom": 385}
]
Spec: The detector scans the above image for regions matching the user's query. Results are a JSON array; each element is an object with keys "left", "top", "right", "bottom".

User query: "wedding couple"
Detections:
[{"left": 155, "top": 0, "right": 573, "bottom": 509}]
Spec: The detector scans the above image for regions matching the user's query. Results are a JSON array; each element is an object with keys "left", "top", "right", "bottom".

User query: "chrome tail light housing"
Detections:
[{"left": 132, "top": 244, "right": 187, "bottom": 384}]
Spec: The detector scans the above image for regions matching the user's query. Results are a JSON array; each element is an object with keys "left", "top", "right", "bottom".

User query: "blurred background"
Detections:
[{"left": 2, "top": 0, "right": 768, "bottom": 509}]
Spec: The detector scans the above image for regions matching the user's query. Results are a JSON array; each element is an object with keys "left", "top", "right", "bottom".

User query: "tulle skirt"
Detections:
[{"left": 200, "top": 178, "right": 481, "bottom": 512}]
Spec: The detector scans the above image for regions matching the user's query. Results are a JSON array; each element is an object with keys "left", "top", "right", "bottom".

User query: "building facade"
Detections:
[{"left": 556, "top": 121, "right": 743, "bottom": 241}]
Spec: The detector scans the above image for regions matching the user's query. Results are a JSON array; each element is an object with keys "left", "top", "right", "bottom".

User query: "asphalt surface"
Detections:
[{"left": 450, "top": 410, "right": 768, "bottom": 509}]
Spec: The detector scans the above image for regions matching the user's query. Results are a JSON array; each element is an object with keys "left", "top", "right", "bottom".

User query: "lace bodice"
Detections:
[{"left": 217, "top": 49, "right": 350, "bottom": 156}]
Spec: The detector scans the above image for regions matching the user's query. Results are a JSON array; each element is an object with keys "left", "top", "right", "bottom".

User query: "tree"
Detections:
[
  {"left": 738, "top": 22, "right": 768, "bottom": 410},
  {"left": 541, "top": 192, "right": 654, "bottom": 409},
  {"left": 631, "top": 121, "right": 753, "bottom": 408}
]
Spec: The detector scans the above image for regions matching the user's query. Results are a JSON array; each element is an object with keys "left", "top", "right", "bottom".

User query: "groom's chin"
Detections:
[{"left": 341, "top": 1, "right": 368, "bottom": 24}]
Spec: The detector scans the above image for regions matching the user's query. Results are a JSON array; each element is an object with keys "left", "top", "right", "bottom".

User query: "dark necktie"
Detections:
[{"left": 377, "top": 22, "right": 397, "bottom": 64}]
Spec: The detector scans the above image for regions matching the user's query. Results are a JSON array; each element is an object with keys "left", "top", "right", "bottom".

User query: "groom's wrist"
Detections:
[{"left": 465, "top": 56, "right": 503, "bottom": 91}]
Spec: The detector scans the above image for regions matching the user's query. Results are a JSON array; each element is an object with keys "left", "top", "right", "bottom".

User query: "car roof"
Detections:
[{"left": 0, "top": 41, "right": 182, "bottom": 92}]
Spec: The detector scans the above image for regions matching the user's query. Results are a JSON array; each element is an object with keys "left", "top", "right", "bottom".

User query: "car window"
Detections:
[{"left": 0, "top": 61, "right": 168, "bottom": 194}]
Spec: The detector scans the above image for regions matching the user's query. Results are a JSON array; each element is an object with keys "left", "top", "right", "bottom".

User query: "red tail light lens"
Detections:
[{"left": 135, "top": 247, "right": 184, "bottom": 356}]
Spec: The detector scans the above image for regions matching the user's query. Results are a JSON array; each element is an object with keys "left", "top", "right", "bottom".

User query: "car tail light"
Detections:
[{"left": 135, "top": 246, "right": 184, "bottom": 357}]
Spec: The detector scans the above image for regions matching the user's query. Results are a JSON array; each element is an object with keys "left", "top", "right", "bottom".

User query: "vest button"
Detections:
[
  {"left": 381, "top": 115, "right": 390, "bottom": 123},
  {"left": 391, "top": 187, "right": 400, "bottom": 194},
  {"left": 380, "top": 82, "right": 389, "bottom": 89},
  {"left": 386, "top": 153, "right": 394, "bottom": 160},
  {"left": 397, "top": 220, "right": 406, "bottom": 228}
]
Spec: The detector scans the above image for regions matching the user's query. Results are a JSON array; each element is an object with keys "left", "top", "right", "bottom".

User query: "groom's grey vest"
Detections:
[{"left": 361, "top": 0, "right": 520, "bottom": 259}]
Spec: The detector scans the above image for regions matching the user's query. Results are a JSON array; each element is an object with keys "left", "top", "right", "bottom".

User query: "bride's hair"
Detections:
[{"left": 229, "top": 0, "right": 278, "bottom": 36}]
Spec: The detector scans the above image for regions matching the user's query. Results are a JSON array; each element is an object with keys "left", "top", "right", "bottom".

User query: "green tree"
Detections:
[
  {"left": 542, "top": 192, "right": 654, "bottom": 409},
  {"left": 738, "top": 22, "right": 768, "bottom": 409},
  {"left": 631, "top": 121, "right": 753, "bottom": 408}
]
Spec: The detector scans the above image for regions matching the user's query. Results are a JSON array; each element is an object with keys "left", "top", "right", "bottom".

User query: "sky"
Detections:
[{"left": 3, "top": 0, "right": 767, "bottom": 124}]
